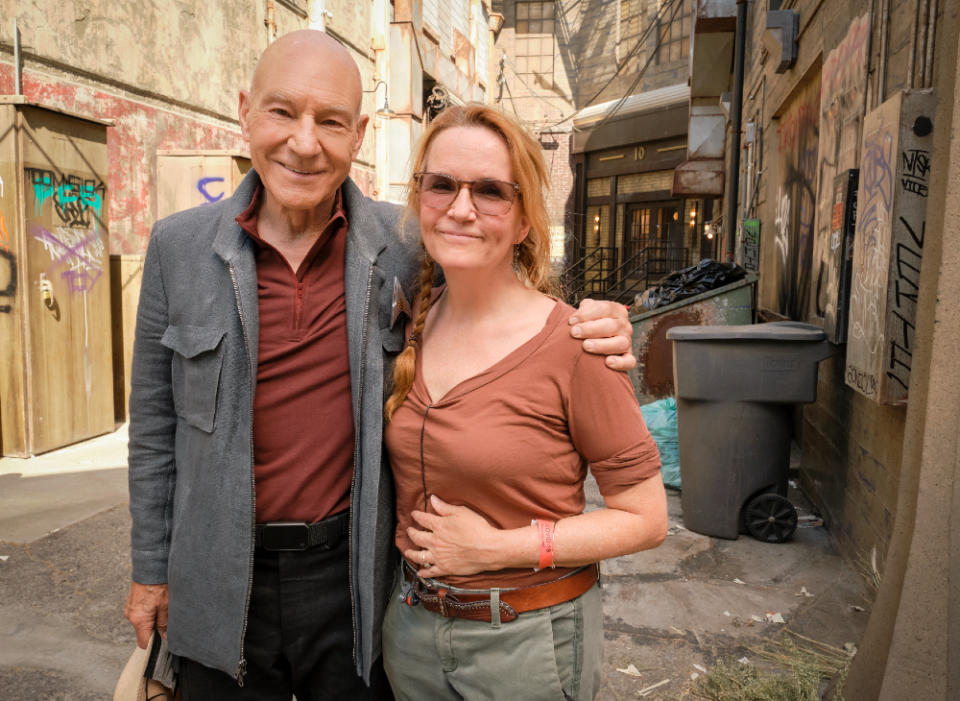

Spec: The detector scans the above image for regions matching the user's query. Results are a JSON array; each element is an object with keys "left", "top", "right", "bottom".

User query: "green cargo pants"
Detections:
[{"left": 382, "top": 573, "right": 604, "bottom": 700}]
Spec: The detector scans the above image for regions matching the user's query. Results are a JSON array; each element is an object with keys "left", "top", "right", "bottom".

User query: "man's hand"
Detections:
[
  {"left": 569, "top": 298, "right": 636, "bottom": 371},
  {"left": 124, "top": 581, "right": 169, "bottom": 648}
]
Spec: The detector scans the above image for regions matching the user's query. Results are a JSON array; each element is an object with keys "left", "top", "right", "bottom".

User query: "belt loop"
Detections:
[{"left": 490, "top": 588, "right": 501, "bottom": 628}]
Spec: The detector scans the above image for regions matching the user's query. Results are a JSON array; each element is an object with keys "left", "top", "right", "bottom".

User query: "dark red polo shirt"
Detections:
[{"left": 236, "top": 186, "right": 354, "bottom": 523}]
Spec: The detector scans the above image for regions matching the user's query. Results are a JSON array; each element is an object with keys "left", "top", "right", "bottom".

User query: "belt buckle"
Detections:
[{"left": 261, "top": 522, "right": 309, "bottom": 551}]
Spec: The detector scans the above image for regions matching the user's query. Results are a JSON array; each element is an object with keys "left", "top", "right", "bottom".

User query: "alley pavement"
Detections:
[{"left": 0, "top": 426, "right": 873, "bottom": 700}]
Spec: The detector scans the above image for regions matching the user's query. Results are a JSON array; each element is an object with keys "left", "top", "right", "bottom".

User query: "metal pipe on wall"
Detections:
[
  {"left": 724, "top": 0, "right": 748, "bottom": 261},
  {"left": 916, "top": 0, "right": 931, "bottom": 88},
  {"left": 878, "top": 0, "right": 890, "bottom": 104},
  {"left": 13, "top": 18, "right": 22, "bottom": 95},
  {"left": 266, "top": 0, "right": 277, "bottom": 41},
  {"left": 907, "top": 0, "right": 920, "bottom": 88},
  {"left": 924, "top": 0, "right": 938, "bottom": 88}
]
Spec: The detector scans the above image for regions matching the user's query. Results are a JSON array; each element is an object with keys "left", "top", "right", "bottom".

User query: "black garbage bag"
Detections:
[{"left": 636, "top": 259, "right": 747, "bottom": 311}]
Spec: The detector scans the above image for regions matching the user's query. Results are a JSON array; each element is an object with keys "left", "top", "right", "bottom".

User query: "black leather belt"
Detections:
[{"left": 255, "top": 510, "right": 349, "bottom": 552}]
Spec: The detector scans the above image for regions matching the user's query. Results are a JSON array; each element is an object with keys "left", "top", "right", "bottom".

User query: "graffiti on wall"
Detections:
[
  {"left": 30, "top": 224, "right": 105, "bottom": 294},
  {"left": 23, "top": 165, "right": 109, "bottom": 298},
  {"left": 847, "top": 124, "right": 895, "bottom": 390},
  {"left": 24, "top": 167, "right": 106, "bottom": 230},
  {"left": 0, "top": 175, "right": 12, "bottom": 313},
  {"left": 774, "top": 73, "right": 820, "bottom": 320},
  {"left": 740, "top": 219, "right": 760, "bottom": 272},
  {"left": 197, "top": 176, "right": 226, "bottom": 203},
  {"left": 846, "top": 91, "right": 933, "bottom": 404},
  {"left": 811, "top": 13, "right": 870, "bottom": 333},
  {"left": 0, "top": 248, "right": 15, "bottom": 313}
]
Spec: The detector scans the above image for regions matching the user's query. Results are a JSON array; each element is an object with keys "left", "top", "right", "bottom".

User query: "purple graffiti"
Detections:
[
  {"left": 197, "top": 177, "right": 226, "bottom": 203},
  {"left": 30, "top": 225, "right": 104, "bottom": 293}
]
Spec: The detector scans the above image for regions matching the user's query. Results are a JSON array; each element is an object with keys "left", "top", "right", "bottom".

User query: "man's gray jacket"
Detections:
[{"left": 128, "top": 170, "right": 419, "bottom": 683}]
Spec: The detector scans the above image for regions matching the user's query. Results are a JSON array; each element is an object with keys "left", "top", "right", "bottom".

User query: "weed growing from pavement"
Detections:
[{"left": 694, "top": 638, "right": 851, "bottom": 701}]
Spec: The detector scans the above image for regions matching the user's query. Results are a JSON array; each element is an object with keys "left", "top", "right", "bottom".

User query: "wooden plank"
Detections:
[
  {"left": 20, "top": 105, "right": 113, "bottom": 453},
  {"left": 110, "top": 254, "right": 143, "bottom": 422},
  {"left": 0, "top": 104, "right": 29, "bottom": 456}
]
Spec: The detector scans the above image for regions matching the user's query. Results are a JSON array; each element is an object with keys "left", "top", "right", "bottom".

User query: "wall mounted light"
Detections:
[{"left": 363, "top": 80, "right": 396, "bottom": 118}]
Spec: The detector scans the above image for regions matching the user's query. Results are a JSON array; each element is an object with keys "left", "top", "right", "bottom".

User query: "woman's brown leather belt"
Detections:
[{"left": 402, "top": 562, "right": 599, "bottom": 623}]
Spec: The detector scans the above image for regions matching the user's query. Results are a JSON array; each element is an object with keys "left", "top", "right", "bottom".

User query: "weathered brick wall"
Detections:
[{"left": 738, "top": 0, "right": 921, "bottom": 569}]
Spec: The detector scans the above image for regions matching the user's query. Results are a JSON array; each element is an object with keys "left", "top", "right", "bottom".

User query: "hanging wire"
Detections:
[
  {"left": 583, "top": 0, "right": 686, "bottom": 134},
  {"left": 541, "top": 0, "right": 685, "bottom": 131}
]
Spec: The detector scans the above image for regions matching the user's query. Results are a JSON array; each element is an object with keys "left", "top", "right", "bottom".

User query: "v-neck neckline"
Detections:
[{"left": 412, "top": 298, "right": 565, "bottom": 406}]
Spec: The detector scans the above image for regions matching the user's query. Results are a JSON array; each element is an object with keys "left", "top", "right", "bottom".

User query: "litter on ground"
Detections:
[
  {"left": 636, "top": 678, "right": 670, "bottom": 696},
  {"left": 616, "top": 664, "right": 642, "bottom": 677}
]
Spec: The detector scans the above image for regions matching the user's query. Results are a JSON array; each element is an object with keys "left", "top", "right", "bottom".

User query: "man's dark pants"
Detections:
[{"left": 178, "top": 533, "right": 392, "bottom": 700}]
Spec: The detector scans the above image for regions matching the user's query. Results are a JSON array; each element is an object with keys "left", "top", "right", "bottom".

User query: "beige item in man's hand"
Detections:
[{"left": 114, "top": 631, "right": 177, "bottom": 701}]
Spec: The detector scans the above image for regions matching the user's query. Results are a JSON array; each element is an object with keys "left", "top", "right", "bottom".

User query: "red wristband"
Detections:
[{"left": 534, "top": 519, "right": 556, "bottom": 571}]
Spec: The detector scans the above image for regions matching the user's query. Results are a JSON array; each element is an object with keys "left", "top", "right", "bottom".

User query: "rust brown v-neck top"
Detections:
[{"left": 384, "top": 297, "right": 661, "bottom": 590}]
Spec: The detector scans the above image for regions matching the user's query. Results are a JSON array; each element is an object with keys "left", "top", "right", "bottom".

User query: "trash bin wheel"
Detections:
[{"left": 743, "top": 493, "right": 797, "bottom": 543}]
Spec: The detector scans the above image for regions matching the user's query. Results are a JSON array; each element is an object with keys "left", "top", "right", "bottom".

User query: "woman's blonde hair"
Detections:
[{"left": 384, "top": 104, "right": 554, "bottom": 421}]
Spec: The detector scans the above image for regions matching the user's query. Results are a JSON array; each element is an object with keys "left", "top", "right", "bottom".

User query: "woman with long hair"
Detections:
[{"left": 381, "top": 104, "right": 668, "bottom": 701}]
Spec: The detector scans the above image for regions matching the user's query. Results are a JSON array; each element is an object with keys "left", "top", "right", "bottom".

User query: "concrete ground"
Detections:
[{"left": 0, "top": 426, "right": 873, "bottom": 700}]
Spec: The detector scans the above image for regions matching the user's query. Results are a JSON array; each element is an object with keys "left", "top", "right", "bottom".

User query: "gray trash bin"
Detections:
[{"left": 665, "top": 322, "right": 832, "bottom": 542}]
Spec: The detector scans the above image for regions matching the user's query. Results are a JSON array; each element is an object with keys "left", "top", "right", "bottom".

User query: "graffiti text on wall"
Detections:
[
  {"left": 25, "top": 168, "right": 106, "bottom": 229},
  {"left": 812, "top": 13, "right": 870, "bottom": 335},
  {"left": 30, "top": 225, "right": 105, "bottom": 294},
  {"left": 0, "top": 248, "right": 15, "bottom": 313},
  {"left": 900, "top": 149, "right": 930, "bottom": 197},
  {"left": 774, "top": 74, "right": 820, "bottom": 320}
]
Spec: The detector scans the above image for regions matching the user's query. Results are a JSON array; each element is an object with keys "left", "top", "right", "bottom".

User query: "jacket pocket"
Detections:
[{"left": 160, "top": 325, "right": 226, "bottom": 433}]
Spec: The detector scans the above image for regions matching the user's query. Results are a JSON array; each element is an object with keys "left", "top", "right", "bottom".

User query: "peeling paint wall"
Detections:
[
  {"left": 0, "top": 2, "right": 309, "bottom": 254},
  {"left": 0, "top": 0, "right": 388, "bottom": 254}
]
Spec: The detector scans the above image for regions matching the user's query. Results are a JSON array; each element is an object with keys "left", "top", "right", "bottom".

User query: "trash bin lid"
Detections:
[{"left": 666, "top": 321, "right": 827, "bottom": 342}]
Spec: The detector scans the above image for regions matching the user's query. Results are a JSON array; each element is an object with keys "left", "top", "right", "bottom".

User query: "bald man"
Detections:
[{"left": 124, "top": 30, "right": 634, "bottom": 700}]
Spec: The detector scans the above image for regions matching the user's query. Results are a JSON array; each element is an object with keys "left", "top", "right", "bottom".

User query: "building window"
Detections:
[
  {"left": 656, "top": 0, "right": 691, "bottom": 65},
  {"left": 618, "top": 0, "right": 644, "bottom": 69},
  {"left": 516, "top": 1, "right": 555, "bottom": 34},
  {"left": 515, "top": 1, "right": 556, "bottom": 85}
]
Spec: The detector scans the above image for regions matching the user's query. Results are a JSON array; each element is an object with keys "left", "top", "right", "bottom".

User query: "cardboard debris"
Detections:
[
  {"left": 766, "top": 612, "right": 785, "bottom": 624},
  {"left": 797, "top": 586, "right": 814, "bottom": 597},
  {"left": 637, "top": 678, "right": 670, "bottom": 696},
  {"left": 797, "top": 514, "right": 824, "bottom": 528},
  {"left": 750, "top": 615, "right": 765, "bottom": 623},
  {"left": 616, "top": 664, "right": 642, "bottom": 677}
]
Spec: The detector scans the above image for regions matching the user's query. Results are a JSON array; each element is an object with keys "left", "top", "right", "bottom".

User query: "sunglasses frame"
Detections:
[{"left": 414, "top": 171, "right": 522, "bottom": 215}]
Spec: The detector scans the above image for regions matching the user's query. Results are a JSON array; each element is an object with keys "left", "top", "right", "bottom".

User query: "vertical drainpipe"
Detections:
[
  {"left": 14, "top": 18, "right": 22, "bottom": 95},
  {"left": 724, "top": 0, "right": 748, "bottom": 261},
  {"left": 309, "top": 0, "right": 328, "bottom": 31}
]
